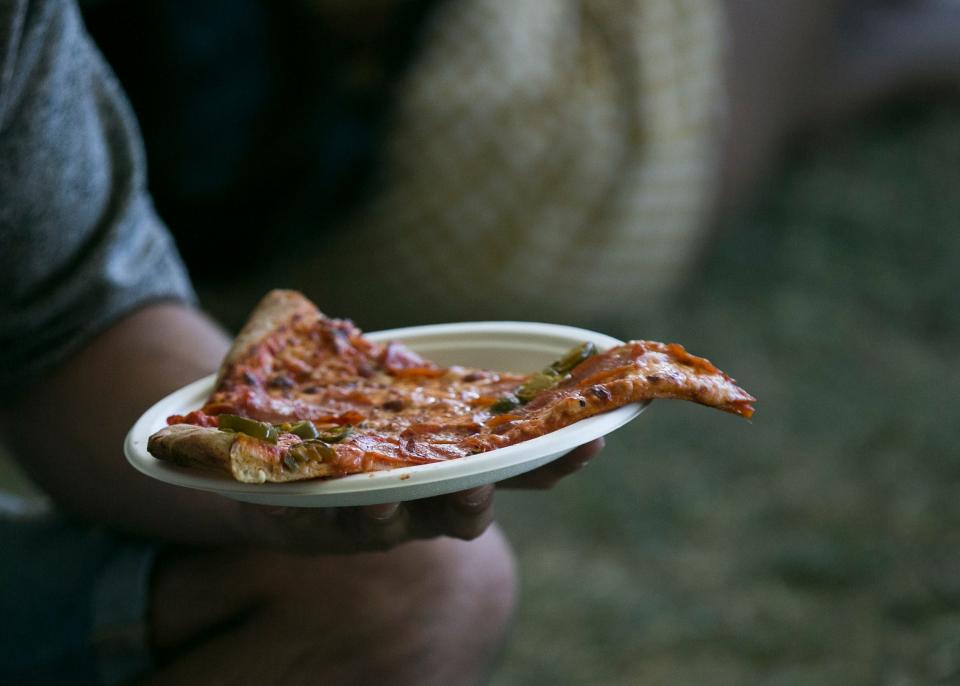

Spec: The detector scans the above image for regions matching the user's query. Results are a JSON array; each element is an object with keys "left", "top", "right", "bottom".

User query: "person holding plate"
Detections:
[{"left": 0, "top": 2, "right": 602, "bottom": 684}]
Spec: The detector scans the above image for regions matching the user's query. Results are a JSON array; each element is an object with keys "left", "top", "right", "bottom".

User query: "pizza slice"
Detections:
[{"left": 147, "top": 290, "right": 755, "bottom": 483}]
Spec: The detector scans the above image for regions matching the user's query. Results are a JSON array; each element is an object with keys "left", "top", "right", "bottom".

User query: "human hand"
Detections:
[{"left": 243, "top": 439, "right": 604, "bottom": 553}]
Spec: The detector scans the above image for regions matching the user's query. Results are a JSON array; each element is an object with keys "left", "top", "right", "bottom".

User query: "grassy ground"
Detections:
[{"left": 489, "top": 101, "right": 960, "bottom": 686}]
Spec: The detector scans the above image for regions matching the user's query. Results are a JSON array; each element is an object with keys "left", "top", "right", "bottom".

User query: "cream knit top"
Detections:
[{"left": 301, "top": 0, "right": 725, "bottom": 328}]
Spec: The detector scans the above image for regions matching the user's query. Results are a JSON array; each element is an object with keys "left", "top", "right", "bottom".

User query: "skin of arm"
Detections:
[
  {"left": 0, "top": 302, "right": 601, "bottom": 552},
  {"left": 0, "top": 303, "right": 249, "bottom": 546}
]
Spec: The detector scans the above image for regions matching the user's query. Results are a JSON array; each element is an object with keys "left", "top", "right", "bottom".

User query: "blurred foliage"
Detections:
[{"left": 492, "top": 99, "right": 960, "bottom": 686}]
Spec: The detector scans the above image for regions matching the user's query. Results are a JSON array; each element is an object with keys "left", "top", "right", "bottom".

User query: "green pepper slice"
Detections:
[
  {"left": 287, "top": 420, "right": 319, "bottom": 440},
  {"left": 318, "top": 425, "right": 353, "bottom": 443},
  {"left": 287, "top": 439, "right": 336, "bottom": 466},
  {"left": 492, "top": 343, "right": 598, "bottom": 412},
  {"left": 549, "top": 342, "right": 597, "bottom": 375},
  {"left": 218, "top": 414, "right": 279, "bottom": 444},
  {"left": 490, "top": 394, "right": 521, "bottom": 414},
  {"left": 515, "top": 370, "right": 561, "bottom": 404}
]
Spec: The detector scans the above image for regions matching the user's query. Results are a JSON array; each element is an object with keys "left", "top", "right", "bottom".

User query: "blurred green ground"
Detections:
[{"left": 490, "top": 101, "right": 960, "bottom": 686}]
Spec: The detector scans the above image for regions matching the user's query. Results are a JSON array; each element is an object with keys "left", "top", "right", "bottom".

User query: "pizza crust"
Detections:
[
  {"left": 147, "top": 424, "right": 235, "bottom": 474},
  {"left": 148, "top": 423, "right": 341, "bottom": 483},
  {"left": 229, "top": 433, "right": 339, "bottom": 483},
  {"left": 215, "top": 290, "right": 321, "bottom": 388}
]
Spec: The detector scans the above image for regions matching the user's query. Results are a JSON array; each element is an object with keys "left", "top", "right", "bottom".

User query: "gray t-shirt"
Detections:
[{"left": 0, "top": 0, "right": 194, "bottom": 395}]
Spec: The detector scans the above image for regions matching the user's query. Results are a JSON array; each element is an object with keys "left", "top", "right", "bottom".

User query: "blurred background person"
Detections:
[{"left": 80, "top": 0, "right": 960, "bottom": 331}]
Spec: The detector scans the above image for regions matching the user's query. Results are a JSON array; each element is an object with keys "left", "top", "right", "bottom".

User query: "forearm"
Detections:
[{"left": 0, "top": 303, "right": 252, "bottom": 546}]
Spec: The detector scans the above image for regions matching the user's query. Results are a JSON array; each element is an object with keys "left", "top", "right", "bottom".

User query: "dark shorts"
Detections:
[{"left": 0, "top": 513, "right": 158, "bottom": 686}]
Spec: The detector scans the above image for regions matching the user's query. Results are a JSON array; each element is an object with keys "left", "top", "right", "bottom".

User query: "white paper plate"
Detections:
[{"left": 124, "top": 322, "right": 646, "bottom": 507}]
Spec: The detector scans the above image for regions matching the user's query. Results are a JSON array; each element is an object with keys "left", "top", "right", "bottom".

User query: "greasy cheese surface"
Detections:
[{"left": 162, "top": 307, "right": 755, "bottom": 481}]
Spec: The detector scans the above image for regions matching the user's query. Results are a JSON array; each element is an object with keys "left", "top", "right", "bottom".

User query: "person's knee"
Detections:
[
  {"left": 150, "top": 526, "right": 516, "bottom": 685},
  {"left": 405, "top": 524, "right": 518, "bottom": 644},
  {"left": 265, "top": 526, "right": 518, "bottom": 684}
]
